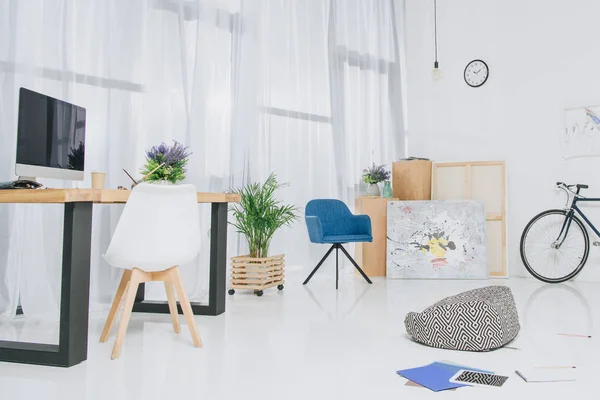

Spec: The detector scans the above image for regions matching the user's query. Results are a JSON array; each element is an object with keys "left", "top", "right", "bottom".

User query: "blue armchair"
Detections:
[{"left": 303, "top": 199, "right": 373, "bottom": 289}]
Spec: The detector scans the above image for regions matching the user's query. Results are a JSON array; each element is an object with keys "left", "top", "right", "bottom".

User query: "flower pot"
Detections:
[
  {"left": 366, "top": 183, "right": 381, "bottom": 197},
  {"left": 228, "top": 254, "right": 285, "bottom": 296}
]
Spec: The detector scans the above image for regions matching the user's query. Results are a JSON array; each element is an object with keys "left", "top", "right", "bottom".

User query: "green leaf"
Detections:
[{"left": 228, "top": 172, "right": 299, "bottom": 257}]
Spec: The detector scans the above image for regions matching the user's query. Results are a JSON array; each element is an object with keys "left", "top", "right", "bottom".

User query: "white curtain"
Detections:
[
  {"left": 235, "top": 0, "right": 406, "bottom": 268},
  {"left": 0, "top": 0, "right": 405, "bottom": 335}
]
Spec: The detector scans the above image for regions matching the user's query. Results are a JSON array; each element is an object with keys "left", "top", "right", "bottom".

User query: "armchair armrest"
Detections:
[
  {"left": 350, "top": 214, "right": 372, "bottom": 237},
  {"left": 305, "top": 216, "right": 324, "bottom": 243}
]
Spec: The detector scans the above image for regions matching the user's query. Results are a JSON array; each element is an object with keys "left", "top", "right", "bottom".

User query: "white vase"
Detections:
[{"left": 366, "top": 183, "right": 380, "bottom": 196}]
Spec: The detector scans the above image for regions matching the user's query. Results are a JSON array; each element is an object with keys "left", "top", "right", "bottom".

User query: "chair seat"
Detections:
[{"left": 322, "top": 234, "right": 372, "bottom": 243}]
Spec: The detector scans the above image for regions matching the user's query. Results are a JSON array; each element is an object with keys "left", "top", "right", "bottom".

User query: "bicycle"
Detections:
[{"left": 520, "top": 182, "right": 599, "bottom": 283}]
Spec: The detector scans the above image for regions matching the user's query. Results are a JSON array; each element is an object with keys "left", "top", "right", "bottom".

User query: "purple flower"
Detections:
[
  {"left": 146, "top": 140, "right": 191, "bottom": 167},
  {"left": 362, "top": 163, "right": 391, "bottom": 184}
]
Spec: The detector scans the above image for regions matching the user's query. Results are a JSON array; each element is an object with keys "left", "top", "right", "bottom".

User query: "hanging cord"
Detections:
[{"left": 433, "top": 0, "right": 438, "bottom": 67}]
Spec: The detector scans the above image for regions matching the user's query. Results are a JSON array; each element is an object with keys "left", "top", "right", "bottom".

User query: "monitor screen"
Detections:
[{"left": 16, "top": 88, "right": 86, "bottom": 174}]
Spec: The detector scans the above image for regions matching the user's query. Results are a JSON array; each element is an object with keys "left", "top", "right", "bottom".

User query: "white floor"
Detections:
[{"left": 1, "top": 271, "right": 599, "bottom": 399}]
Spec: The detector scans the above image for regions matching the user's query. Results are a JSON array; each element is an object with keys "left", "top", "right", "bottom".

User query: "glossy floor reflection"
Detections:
[{"left": 1, "top": 272, "right": 600, "bottom": 399}]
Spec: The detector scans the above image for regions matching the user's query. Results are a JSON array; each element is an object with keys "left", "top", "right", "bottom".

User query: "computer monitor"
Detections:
[{"left": 15, "top": 88, "right": 86, "bottom": 181}]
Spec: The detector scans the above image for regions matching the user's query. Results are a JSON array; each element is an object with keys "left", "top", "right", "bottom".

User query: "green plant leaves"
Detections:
[
  {"left": 140, "top": 159, "right": 188, "bottom": 183},
  {"left": 140, "top": 141, "right": 190, "bottom": 183},
  {"left": 228, "top": 173, "right": 299, "bottom": 258}
]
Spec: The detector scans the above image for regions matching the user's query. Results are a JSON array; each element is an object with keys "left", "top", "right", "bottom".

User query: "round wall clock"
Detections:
[{"left": 464, "top": 59, "right": 489, "bottom": 87}]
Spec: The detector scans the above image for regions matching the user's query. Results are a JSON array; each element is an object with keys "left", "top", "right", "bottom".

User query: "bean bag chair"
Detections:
[{"left": 404, "top": 286, "right": 520, "bottom": 351}]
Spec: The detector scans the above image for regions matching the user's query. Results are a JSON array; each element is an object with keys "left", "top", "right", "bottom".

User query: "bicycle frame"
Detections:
[{"left": 555, "top": 189, "right": 600, "bottom": 247}]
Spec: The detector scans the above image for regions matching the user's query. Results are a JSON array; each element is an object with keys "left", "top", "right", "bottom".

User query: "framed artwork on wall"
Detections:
[{"left": 562, "top": 105, "right": 600, "bottom": 159}]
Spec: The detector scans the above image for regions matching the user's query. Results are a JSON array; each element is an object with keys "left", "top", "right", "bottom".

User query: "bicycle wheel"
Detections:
[{"left": 520, "top": 209, "right": 589, "bottom": 283}]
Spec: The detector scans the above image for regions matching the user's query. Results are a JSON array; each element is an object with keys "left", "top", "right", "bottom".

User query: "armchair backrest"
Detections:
[
  {"left": 305, "top": 199, "right": 352, "bottom": 221},
  {"left": 305, "top": 199, "right": 356, "bottom": 243}
]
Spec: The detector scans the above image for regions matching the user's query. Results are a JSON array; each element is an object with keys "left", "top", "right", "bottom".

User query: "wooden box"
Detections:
[
  {"left": 229, "top": 254, "right": 285, "bottom": 296},
  {"left": 392, "top": 160, "right": 432, "bottom": 200},
  {"left": 354, "top": 196, "right": 397, "bottom": 277}
]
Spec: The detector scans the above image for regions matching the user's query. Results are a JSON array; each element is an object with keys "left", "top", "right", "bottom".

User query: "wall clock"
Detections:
[{"left": 464, "top": 59, "right": 489, "bottom": 88}]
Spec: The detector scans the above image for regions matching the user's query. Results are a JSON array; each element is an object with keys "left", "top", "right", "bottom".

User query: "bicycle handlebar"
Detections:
[{"left": 556, "top": 182, "right": 588, "bottom": 198}]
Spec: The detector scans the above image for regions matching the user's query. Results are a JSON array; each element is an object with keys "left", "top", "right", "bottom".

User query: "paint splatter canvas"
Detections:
[
  {"left": 386, "top": 200, "right": 487, "bottom": 279},
  {"left": 562, "top": 106, "right": 600, "bottom": 159}
]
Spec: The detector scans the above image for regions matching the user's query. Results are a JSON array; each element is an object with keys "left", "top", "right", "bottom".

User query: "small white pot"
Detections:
[{"left": 366, "top": 183, "right": 380, "bottom": 197}]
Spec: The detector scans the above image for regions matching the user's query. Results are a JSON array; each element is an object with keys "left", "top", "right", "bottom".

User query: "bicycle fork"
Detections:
[{"left": 553, "top": 210, "right": 575, "bottom": 249}]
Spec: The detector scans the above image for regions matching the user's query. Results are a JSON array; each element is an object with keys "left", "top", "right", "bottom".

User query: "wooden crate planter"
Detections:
[{"left": 228, "top": 254, "right": 285, "bottom": 296}]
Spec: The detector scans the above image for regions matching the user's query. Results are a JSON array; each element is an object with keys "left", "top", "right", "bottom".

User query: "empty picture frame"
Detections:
[{"left": 431, "top": 161, "right": 507, "bottom": 278}]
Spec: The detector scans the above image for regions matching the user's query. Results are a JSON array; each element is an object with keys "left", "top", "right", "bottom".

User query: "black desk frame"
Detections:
[{"left": 0, "top": 202, "right": 229, "bottom": 367}]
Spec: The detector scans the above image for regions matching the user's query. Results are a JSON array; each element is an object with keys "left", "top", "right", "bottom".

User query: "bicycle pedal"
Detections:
[{"left": 594, "top": 241, "right": 600, "bottom": 247}]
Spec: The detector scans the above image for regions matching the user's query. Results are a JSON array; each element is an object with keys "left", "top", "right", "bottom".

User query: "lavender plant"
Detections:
[
  {"left": 361, "top": 163, "right": 390, "bottom": 184},
  {"left": 140, "top": 140, "right": 191, "bottom": 183}
]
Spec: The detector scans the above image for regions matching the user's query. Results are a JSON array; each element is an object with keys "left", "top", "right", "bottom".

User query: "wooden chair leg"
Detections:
[
  {"left": 171, "top": 267, "right": 203, "bottom": 348},
  {"left": 100, "top": 269, "right": 132, "bottom": 343},
  {"left": 111, "top": 268, "right": 143, "bottom": 359},
  {"left": 164, "top": 281, "right": 181, "bottom": 334}
]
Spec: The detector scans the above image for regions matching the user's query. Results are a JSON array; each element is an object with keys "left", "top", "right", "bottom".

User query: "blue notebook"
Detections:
[{"left": 397, "top": 362, "right": 493, "bottom": 392}]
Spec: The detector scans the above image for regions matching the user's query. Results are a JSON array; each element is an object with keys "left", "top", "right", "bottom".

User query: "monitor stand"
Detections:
[{"left": 18, "top": 176, "right": 37, "bottom": 182}]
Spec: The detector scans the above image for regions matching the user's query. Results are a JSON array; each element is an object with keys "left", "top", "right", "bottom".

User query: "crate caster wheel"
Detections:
[
  {"left": 255, "top": 290, "right": 263, "bottom": 297},
  {"left": 228, "top": 289, "right": 235, "bottom": 295},
  {"left": 277, "top": 284, "right": 284, "bottom": 290}
]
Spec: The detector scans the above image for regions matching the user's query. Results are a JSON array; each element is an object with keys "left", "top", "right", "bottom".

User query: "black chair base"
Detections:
[{"left": 303, "top": 243, "right": 373, "bottom": 289}]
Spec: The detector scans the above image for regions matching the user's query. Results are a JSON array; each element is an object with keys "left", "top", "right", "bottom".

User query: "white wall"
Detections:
[{"left": 405, "top": 0, "right": 600, "bottom": 280}]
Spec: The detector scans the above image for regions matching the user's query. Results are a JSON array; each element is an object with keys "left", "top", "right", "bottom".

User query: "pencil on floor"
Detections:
[{"left": 557, "top": 333, "right": 592, "bottom": 338}]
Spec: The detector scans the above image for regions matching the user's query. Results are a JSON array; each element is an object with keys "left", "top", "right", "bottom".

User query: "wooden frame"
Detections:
[{"left": 431, "top": 161, "right": 507, "bottom": 278}]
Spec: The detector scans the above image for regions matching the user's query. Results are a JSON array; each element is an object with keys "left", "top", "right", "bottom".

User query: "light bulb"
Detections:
[{"left": 431, "top": 61, "right": 443, "bottom": 81}]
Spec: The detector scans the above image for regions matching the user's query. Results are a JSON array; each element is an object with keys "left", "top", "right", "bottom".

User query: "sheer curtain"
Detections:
[
  {"left": 235, "top": 0, "right": 406, "bottom": 269},
  {"left": 0, "top": 0, "right": 235, "bottom": 338},
  {"left": 0, "top": 0, "right": 405, "bottom": 336}
]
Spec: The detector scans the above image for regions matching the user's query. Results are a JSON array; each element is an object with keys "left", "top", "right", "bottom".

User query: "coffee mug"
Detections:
[{"left": 91, "top": 172, "right": 106, "bottom": 189}]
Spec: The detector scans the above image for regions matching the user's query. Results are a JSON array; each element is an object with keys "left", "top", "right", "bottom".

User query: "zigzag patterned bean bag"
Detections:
[{"left": 404, "top": 286, "right": 520, "bottom": 351}]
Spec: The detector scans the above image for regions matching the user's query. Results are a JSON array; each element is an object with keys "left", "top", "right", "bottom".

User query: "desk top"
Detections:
[{"left": 0, "top": 189, "right": 241, "bottom": 204}]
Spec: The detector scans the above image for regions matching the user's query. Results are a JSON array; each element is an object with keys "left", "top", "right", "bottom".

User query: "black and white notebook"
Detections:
[{"left": 515, "top": 368, "right": 577, "bottom": 383}]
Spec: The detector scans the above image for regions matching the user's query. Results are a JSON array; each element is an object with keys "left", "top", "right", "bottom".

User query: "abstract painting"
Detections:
[
  {"left": 386, "top": 200, "right": 487, "bottom": 279},
  {"left": 562, "top": 106, "right": 600, "bottom": 159}
]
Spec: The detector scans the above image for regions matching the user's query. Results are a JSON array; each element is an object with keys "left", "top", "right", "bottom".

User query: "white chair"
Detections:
[{"left": 99, "top": 182, "right": 203, "bottom": 359}]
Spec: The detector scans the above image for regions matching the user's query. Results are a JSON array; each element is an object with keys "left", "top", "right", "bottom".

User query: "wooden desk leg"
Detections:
[
  {"left": 132, "top": 202, "right": 229, "bottom": 316},
  {"left": 0, "top": 202, "right": 93, "bottom": 367}
]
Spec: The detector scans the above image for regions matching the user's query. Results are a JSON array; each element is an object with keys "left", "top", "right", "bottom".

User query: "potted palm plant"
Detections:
[{"left": 228, "top": 173, "right": 299, "bottom": 296}]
